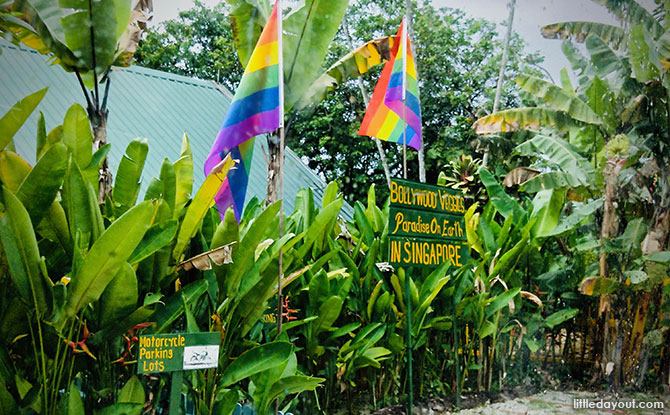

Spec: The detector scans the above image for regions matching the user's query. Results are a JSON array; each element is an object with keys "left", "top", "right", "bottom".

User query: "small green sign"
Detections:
[
  {"left": 389, "top": 235, "right": 470, "bottom": 269},
  {"left": 389, "top": 206, "right": 466, "bottom": 241},
  {"left": 137, "top": 332, "right": 220, "bottom": 374},
  {"left": 389, "top": 178, "right": 466, "bottom": 215}
]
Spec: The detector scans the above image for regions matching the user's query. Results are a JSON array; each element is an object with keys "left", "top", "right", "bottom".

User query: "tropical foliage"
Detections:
[
  {"left": 473, "top": 0, "right": 670, "bottom": 387},
  {"left": 2, "top": 0, "right": 670, "bottom": 415}
]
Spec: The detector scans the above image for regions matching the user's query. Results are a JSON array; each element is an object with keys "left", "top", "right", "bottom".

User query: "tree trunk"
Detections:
[
  {"left": 593, "top": 157, "right": 623, "bottom": 383},
  {"left": 482, "top": 0, "right": 515, "bottom": 167},
  {"left": 89, "top": 109, "right": 112, "bottom": 203},
  {"left": 266, "top": 133, "right": 281, "bottom": 205}
]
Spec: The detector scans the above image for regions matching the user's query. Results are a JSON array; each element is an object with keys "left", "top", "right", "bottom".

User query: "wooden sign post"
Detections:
[
  {"left": 138, "top": 332, "right": 220, "bottom": 415},
  {"left": 387, "top": 178, "right": 468, "bottom": 413}
]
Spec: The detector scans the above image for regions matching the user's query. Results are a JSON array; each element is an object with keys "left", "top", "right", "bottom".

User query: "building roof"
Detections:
[{"left": 0, "top": 41, "right": 352, "bottom": 218}]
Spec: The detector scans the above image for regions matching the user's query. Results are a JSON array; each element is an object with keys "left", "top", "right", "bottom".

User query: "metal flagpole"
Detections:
[
  {"left": 401, "top": 17, "right": 408, "bottom": 180},
  {"left": 400, "top": 16, "right": 413, "bottom": 415},
  {"left": 276, "top": 1, "right": 285, "bottom": 413},
  {"left": 276, "top": 0, "right": 285, "bottom": 336}
]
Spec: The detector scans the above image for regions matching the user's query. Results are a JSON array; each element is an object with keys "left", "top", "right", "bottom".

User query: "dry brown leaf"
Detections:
[
  {"left": 177, "top": 242, "right": 235, "bottom": 271},
  {"left": 520, "top": 291, "right": 543, "bottom": 307},
  {"left": 503, "top": 167, "right": 541, "bottom": 187}
]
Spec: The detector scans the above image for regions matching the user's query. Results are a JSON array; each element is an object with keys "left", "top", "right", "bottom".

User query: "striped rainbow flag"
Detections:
[
  {"left": 205, "top": 0, "right": 282, "bottom": 221},
  {"left": 358, "top": 19, "right": 421, "bottom": 150}
]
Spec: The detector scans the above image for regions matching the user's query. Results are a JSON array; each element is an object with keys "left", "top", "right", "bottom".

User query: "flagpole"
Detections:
[
  {"left": 401, "top": 18, "right": 408, "bottom": 180},
  {"left": 401, "top": 15, "right": 413, "bottom": 415},
  {"left": 276, "top": 0, "right": 285, "bottom": 341}
]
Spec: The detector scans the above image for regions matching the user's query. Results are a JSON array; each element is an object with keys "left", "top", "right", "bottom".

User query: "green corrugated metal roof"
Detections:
[{"left": 0, "top": 41, "right": 352, "bottom": 218}]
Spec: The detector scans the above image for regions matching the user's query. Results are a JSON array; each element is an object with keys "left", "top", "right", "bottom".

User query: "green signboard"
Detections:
[
  {"left": 389, "top": 206, "right": 466, "bottom": 241},
  {"left": 388, "top": 178, "right": 468, "bottom": 268},
  {"left": 137, "top": 332, "right": 220, "bottom": 374},
  {"left": 389, "top": 178, "right": 466, "bottom": 215}
]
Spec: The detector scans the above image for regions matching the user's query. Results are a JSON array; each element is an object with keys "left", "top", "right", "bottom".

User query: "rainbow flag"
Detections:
[
  {"left": 205, "top": 0, "right": 283, "bottom": 221},
  {"left": 358, "top": 20, "right": 421, "bottom": 150}
]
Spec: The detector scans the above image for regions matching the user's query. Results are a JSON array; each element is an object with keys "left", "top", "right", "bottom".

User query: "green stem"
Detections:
[
  {"left": 52, "top": 320, "right": 77, "bottom": 414},
  {"left": 26, "top": 314, "right": 47, "bottom": 412}
]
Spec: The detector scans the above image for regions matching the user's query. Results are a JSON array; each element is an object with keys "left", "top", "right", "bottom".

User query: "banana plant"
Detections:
[
  {"left": 473, "top": 1, "right": 670, "bottom": 385},
  {"left": 1, "top": 0, "right": 154, "bottom": 199}
]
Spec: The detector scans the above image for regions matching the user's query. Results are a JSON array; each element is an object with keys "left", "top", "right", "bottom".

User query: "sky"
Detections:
[{"left": 152, "top": 0, "right": 657, "bottom": 82}]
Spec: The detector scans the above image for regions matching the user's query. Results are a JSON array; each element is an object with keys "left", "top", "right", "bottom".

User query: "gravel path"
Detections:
[{"left": 432, "top": 390, "right": 670, "bottom": 415}]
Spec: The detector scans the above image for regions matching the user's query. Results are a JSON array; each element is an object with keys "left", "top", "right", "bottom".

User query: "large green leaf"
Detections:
[
  {"left": 544, "top": 308, "right": 578, "bottom": 328},
  {"left": 530, "top": 189, "right": 565, "bottom": 238},
  {"left": 98, "top": 262, "right": 137, "bottom": 327},
  {"left": 283, "top": 0, "right": 349, "bottom": 107},
  {"left": 594, "top": 0, "right": 663, "bottom": 39},
  {"left": 541, "top": 21, "right": 626, "bottom": 49},
  {"left": 473, "top": 107, "right": 582, "bottom": 134},
  {"left": 297, "top": 197, "right": 343, "bottom": 257},
  {"left": 0, "top": 150, "right": 31, "bottom": 191},
  {"left": 59, "top": 0, "right": 125, "bottom": 72},
  {"left": 585, "top": 34, "right": 628, "bottom": 93},
  {"left": 62, "top": 158, "right": 104, "bottom": 247},
  {"left": 16, "top": 142, "right": 68, "bottom": 226},
  {"left": 296, "top": 36, "right": 394, "bottom": 109},
  {"left": 585, "top": 76, "right": 616, "bottom": 130},
  {"left": 478, "top": 167, "right": 525, "bottom": 222},
  {"left": 516, "top": 75, "right": 601, "bottom": 124},
  {"left": 0, "top": 186, "right": 50, "bottom": 315},
  {"left": 224, "top": 200, "right": 281, "bottom": 298},
  {"left": 485, "top": 287, "right": 521, "bottom": 317},
  {"left": 66, "top": 381, "right": 84, "bottom": 415},
  {"left": 152, "top": 280, "right": 208, "bottom": 333},
  {"left": 520, "top": 171, "right": 585, "bottom": 192},
  {"left": 237, "top": 258, "right": 285, "bottom": 336},
  {"left": 118, "top": 376, "right": 144, "bottom": 404},
  {"left": 657, "top": 28, "right": 670, "bottom": 61},
  {"left": 10, "top": 0, "right": 79, "bottom": 67},
  {"left": 219, "top": 342, "right": 293, "bottom": 388},
  {"left": 172, "top": 155, "right": 234, "bottom": 264},
  {"left": 0, "top": 88, "right": 47, "bottom": 150},
  {"left": 173, "top": 133, "right": 193, "bottom": 216},
  {"left": 112, "top": 139, "right": 149, "bottom": 215},
  {"left": 545, "top": 198, "right": 602, "bottom": 237},
  {"left": 88, "top": 301, "right": 158, "bottom": 346},
  {"left": 128, "top": 219, "right": 178, "bottom": 265},
  {"left": 62, "top": 103, "right": 93, "bottom": 169},
  {"left": 416, "top": 263, "right": 451, "bottom": 318},
  {"left": 264, "top": 375, "right": 324, "bottom": 410},
  {"left": 562, "top": 39, "right": 589, "bottom": 76},
  {"left": 313, "top": 296, "right": 343, "bottom": 335},
  {"left": 0, "top": 12, "right": 56, "bottom": 61},
  {"left": 629, "top": 24, "right": 661, "bottom": 83},
  {"left": 515, "top": 134, "right": 595, "bottom": 187},
  {"left": 64, "top": 200, "right": 157, "bottom": 320},
  {"left": 158, "top": 158, "right": 176, "bottom": 213}
]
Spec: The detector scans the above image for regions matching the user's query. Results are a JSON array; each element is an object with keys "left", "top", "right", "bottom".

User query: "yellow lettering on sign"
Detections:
[
  {"left": 390, "top": 239, "right": 401, "bottom": 263},
  {"left": 393, "top": 239, "right": 464, "bottom": 267}
]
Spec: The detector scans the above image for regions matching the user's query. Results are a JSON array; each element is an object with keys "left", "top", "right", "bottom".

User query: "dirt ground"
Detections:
[{"left": 370, "top": 390, "right": 670, "bottom": 414}]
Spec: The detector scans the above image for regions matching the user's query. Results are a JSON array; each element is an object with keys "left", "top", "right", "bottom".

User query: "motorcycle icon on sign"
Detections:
[{"left": 183, "top": 345, "right": 219, "bottom": 370}]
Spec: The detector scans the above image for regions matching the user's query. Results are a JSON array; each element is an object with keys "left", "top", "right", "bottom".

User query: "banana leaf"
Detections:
[
  {"left": 516, "top": 75, "right": 601, "bottom": 124},
  {"left": 541, "top": 21, "right": 626, "bottom": 49},
  {"left": 473, "top": 107, "right": 582, "bottom": 135},
  {"left": 0, "top": 88, "right": 47, "bottom": 150}
]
